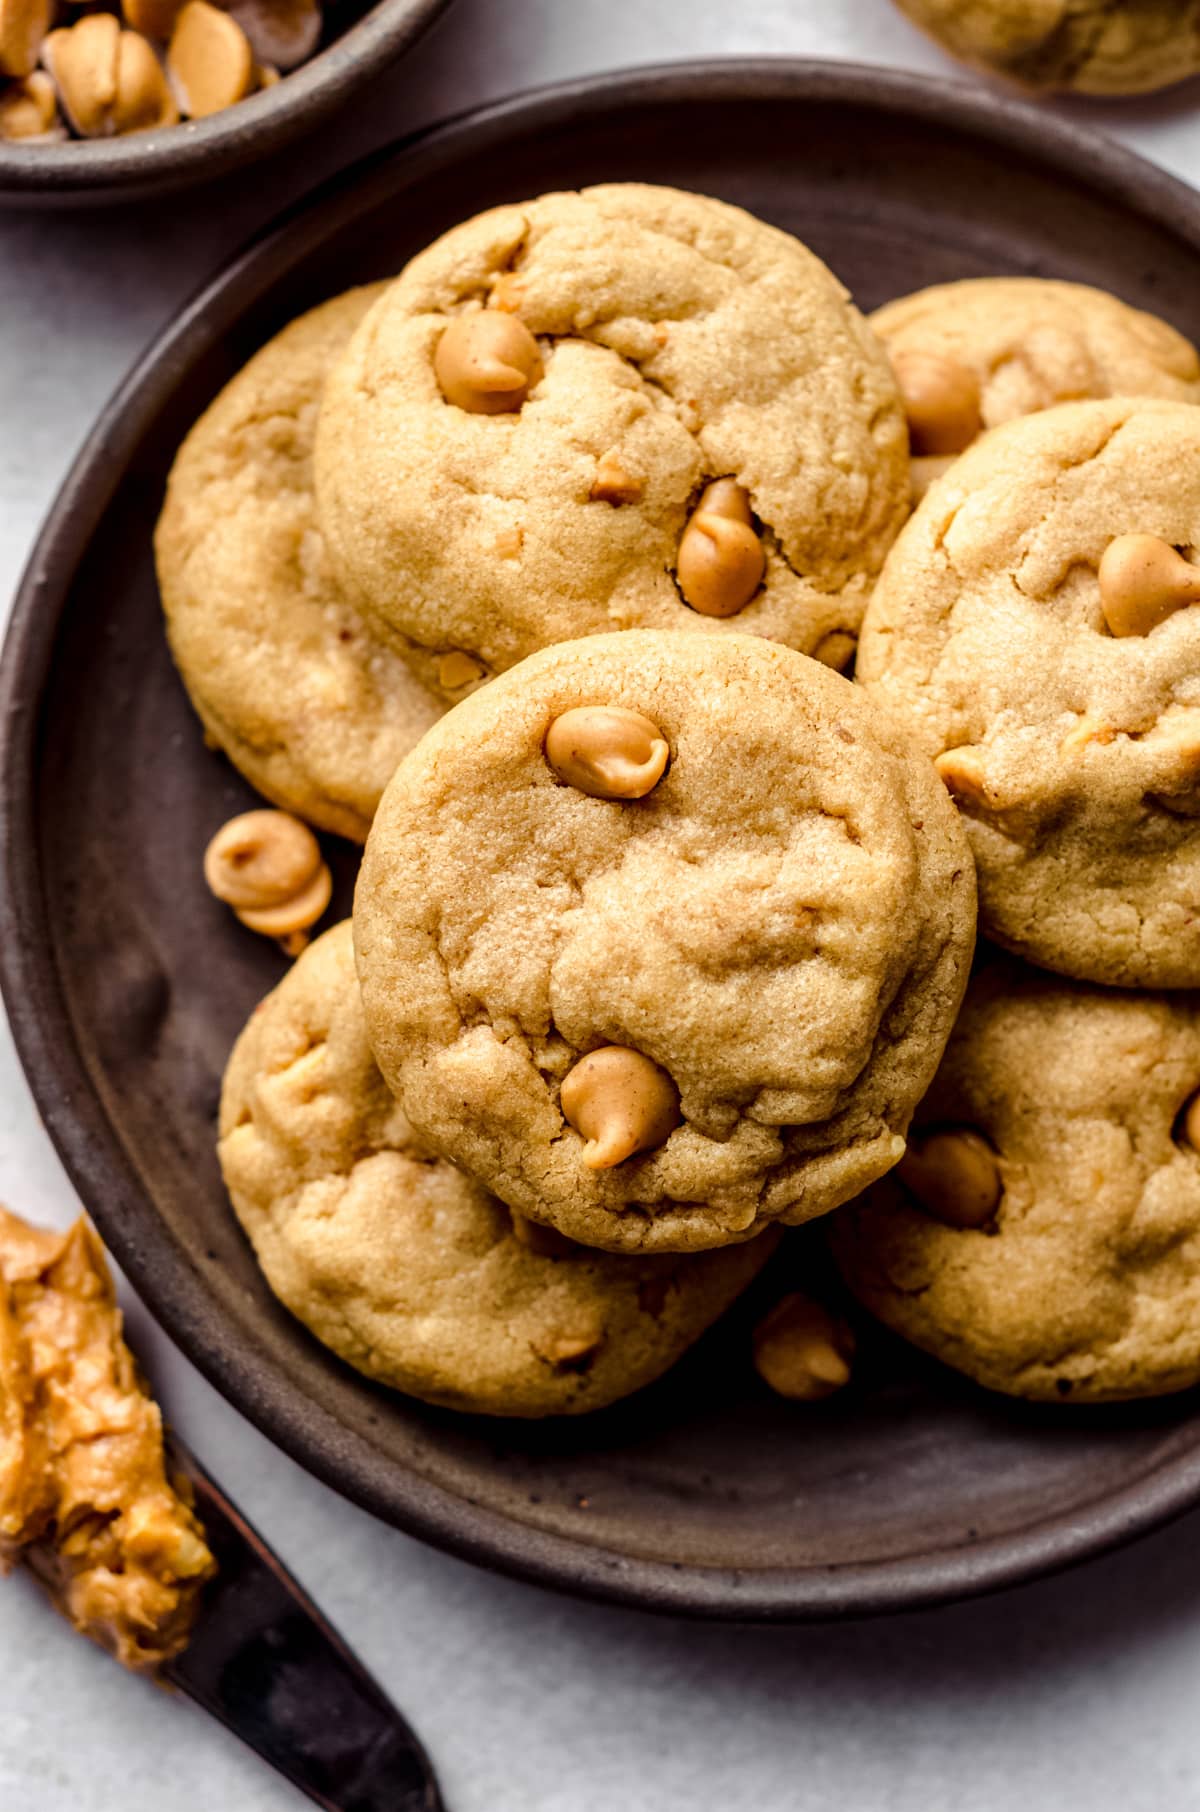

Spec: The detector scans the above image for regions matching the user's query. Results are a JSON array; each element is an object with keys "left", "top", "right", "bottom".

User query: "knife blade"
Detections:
[{"left": 162, "top": 1437, "right": 445, "bottom": 1812}]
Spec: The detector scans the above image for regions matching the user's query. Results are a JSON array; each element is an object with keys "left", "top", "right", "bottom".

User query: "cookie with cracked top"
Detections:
[
  {"left": 831, "top": 963, "right": 1200, "bottom": 1402},
  {"left": 219, "top": 922, "right": 777, "bottom": 1416},
  {"left": 352, "top": 630, "right": 976, "bottom": 1255},
  {"left": 156, "top": 287, "right": 444, "bottom": 844},
  {"left": 894, "top": 0, "right": 1200, "bottom": 95},
  {"left": 313, "top": 183, "right": 909, "bottom": 698},
  {"left": 858, "top": 396, "right": 1200, "bottom": 988}
]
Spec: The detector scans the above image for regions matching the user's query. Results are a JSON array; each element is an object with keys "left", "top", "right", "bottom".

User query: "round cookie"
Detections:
[
  {"left": 218, "top": 922, "right": 776, "bottom": 1417},
  {"left": 353, "top": 631, "right": 976, "bottom": 1255},
  {"left": 857, "top": 396, "right": 1200, "bottom": 989},
  {"left": 893, "top": 0, "right": 1200, "bottom": 95},
  {"left": 831, "top": 965, "right": 1200, "bottom": 1402},
  {"left": 314, "top": 183, "right": 909, "bottom": 696},
  {"left": 871, "top": 278, "right": 1200, "bottom": 499},
  {"left": 156, "top": 287, "right": 444, "bottom": 844}
]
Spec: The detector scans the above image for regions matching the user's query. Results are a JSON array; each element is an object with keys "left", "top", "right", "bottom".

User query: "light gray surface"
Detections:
[{"left": 4, "top": 5, "right": 1200, "bottom": 1809}]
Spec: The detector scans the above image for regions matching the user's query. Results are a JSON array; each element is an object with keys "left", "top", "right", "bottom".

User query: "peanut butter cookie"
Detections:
[
  {"left": 313, "top": 184, "right": 909, "bottom": 697},
  {"left": 858, "top": 396, "right": 1200, "bottom": 988},
  {"left": 219, "top": 922, "right": 777, "bottom": 1417},
  {"left": 156, "top": 286, "right": 443, "bottom": 844},
  {"left": 872, "top": 278, "right": 1200, "bottom": 500},
  {"left": 832, "top": 964, "right": 1200, "bottom": 1402},
  {"left": 894, "top": 0, "right": 1200, "bottom": 94},
  {"left": 353, "top": 631, "right": 976, "bottom": 1254}
]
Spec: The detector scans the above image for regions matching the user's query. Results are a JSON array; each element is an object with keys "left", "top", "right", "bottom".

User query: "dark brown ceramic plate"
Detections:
[{"left": 6, "top": 61, "right": 1200, "bottom": 1622}]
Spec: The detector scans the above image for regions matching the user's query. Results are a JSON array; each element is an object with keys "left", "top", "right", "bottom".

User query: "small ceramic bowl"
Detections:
[{"left": 0, "top": 0, "right": 448, "bottom": 205}]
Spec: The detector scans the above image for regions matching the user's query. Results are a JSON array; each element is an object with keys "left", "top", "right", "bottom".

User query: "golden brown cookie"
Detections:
[
  {"left": 218, "top": 923, "right": 778, "bottom": 1416},
  {"left": 156, "top": 287, "right": 444, "bottom": 844},
  {"left": 313, "top": 183, "right": 909, "bottom": 696},
  {"left": 832, "top": 964, "right": 1200, "bottom": 1402},
  {"left": 858, "top": 396, "right": 1200, "bottom": 988},
  {"left": 871, "top": 278, "right": 1200, "bottom": 500},
  {"left": 894, "top": 0, "right": 1200, "bottom": 95},
  {"left": 353, "top": 631, "right": 976, "bottom": 1255}
]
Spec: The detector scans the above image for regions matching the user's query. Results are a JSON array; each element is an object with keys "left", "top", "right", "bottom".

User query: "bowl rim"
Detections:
[
  {"left": 7, "top": 57, "right": 1200, "bottom": 1621},
  {"left": 0, "top": 0, "right": 449, "bottom": 198}
]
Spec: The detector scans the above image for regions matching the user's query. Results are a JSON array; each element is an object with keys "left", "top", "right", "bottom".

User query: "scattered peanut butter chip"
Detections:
[
  {"left": 0, "top": 0, "right": 50, "bottom": 79},
  {"left": 560, "top": 1046, "right": 681, "bottom": 1170},
  {"left": 434, "top": 310, "right": 543, "bottom": 414},
  {"left": 590, "top": 449, "right": 644, "bottom": 506},
  {"left": 167, "top": 0, "right": 252, "bottom": 118},
  {"left": 544, "top": 705, "right": 669, "bottom": 800},
  {"left": 752, "top": 1294, "right": 855, "bottom": 1402},
  {"left": 204, "top": 809, "right": 331, "bottom": 950},
  {"left": 1098, "top": 534, "right": 1200, "bottom": 638},
  {"left": 227, "top": 0, "right": 318, "bottom": 72},
  {"left": 510, "top": 1213, "right": 577, "bottom": 1259},
  {"left": 897, "top": 1127, "right": 1002, "bottom": 1229},
  {"left": 0, "top": 68, "right": 58, "bottom": 135},
  {"left": 436, "top": 650, "right": 485, "bottom": 693},
  {"left": 891, "top": 347, "right": 982, "bottom": 457},
  {"left": 812, "top": 630, "right": 856, "bottom": 672},
  {"left": 676, "top": 478, "right": 765, "bottom": 618}
]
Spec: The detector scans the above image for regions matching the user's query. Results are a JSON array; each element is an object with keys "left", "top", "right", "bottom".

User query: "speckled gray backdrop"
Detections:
[{"left": 5, "top": 5, "right": 1200, "bottom": 1809}]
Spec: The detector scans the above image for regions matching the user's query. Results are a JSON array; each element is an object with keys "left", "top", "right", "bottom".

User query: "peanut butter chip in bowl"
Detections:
[
  {"left": 204, "top": 809, "right": 331, "bottom": 954},
  {"left": 167, "top": 0, "right": 252, "bottom": 117},
  {"left": 43, "top": 12, "right": 177, "bottom": 136},
  {"left": 0, "top": 0, "right": 50, "bottom": 79},
  {"left": 753, "top": 1293, "right": 856, "bottom": 1402},
  {"left": 0, "top": 68, "right": 58, "bottom": 137},
  {"left": 434, "top": 310, "right": 544, "bottom": 414},
  {"left": 544, "top": 705, "right": 669, "bottom": 800},
  {"left": 1098, "top": 534, "right": 1200, "bottom": 638}
]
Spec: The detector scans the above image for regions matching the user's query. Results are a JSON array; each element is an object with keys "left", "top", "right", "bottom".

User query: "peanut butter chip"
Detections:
[
  {"left": 891, "top": 347, "right": 982, "bottom": 457},
  {"left": 752, "top": 1293, "right": 855, "bottom": 1402},
  {"left": 0, "top": 68, "right": 57, "bottom": 136},
  {"left": 436, "top": 650, "right": 485, "bottom": 693},
  {"left": 203, "top": 809, "right": 331, "bottom": 945},
  {"left": 812, "top": 630, "right": 857, "bottom": 672},
  {"left": 590, "top": 449, "right": 644, "bottom": 506},
  {"left": 167, "top": 0, "right": 252, "bottom": 118},
  {"left": 676, "top": 478, "right": 765, "bottom": 618},
  {"left": 0, "top": 0, "right": 50, "bottom": 79},
  {"left": 897, "top": 1127, "right": 1002, "bottom": 1229},
  {"left": 560, "top": 1046, "right": 681, "bottom": 1170},
  {"left": 1098, "top": 534, "right": 1200, "bottom": 638},
  {"left": 434, "top": 310, "right": 544, "bottom": 414},
  {"left": 227, "top": 0, "right": 319, "bottom": 72},
  {"left": 1183, "top": 1091, "right": 1200, "bottom": 1153},
  {"left": 121, "top": 0, "right": 184, "bottom": 43},
  {"left": 934, "top": 745, "right": 989, "bottom": 809},
  {"left": 544, "top": 705, "right": 669, "bottom": 800}
]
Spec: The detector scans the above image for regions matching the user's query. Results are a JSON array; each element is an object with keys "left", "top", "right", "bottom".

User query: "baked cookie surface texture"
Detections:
[{"left": 894, "top": 1, "right": 1200, "bottom": 95}]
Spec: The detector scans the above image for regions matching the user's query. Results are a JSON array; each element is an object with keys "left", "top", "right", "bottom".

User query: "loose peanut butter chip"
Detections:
[
  {"left": 891, "top": 347, "right": 982, "bottom": 457},
  {"left": 544, "top": 706, "right": 669, "bottom": 800},
  {"left": 167, "top": 0, "right": 252, "bottom": 117},
  {"left": 1098, "top": 534, "right": 1200, "bottom": 638},
  {"left": 676, "top": 478, "right": 764, "bottom": 618},
  {"left": 560, "top": 1046, "right": 681, "bottom": 1170},
  {"left": 0, "top": 68, "right": 57, "bottom": 135},
  {"left": 436, "top": 650, "right": 485, "bottom": 692},
  {"left": 203, "top": 810, "right": 331, "bottom": 944},
  {"left": 590, "top": 449, "right": 644, "bottom": 506},
  {"left": 0, "top": 0, "right": 50, "bottom": 79},
  {"left": 897, "top": 1127, "right": 1002, "bottom": 1229},
  {"left": 1182, "top": 1091, "right": 1200, "bottom": 1153},
  {"left": 753, "top": 1294, "right": 855, "bottom": 1402},
  {"left": 434, "top": 310, "right": 544, "bottom": 414}
]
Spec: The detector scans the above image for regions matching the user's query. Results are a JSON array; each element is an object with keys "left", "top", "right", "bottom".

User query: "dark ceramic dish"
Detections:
[
  {"left": 6, "top": 61, "right": 1200, "bottom": 1622},
  {"left": 0, "top": 0, "right": 447, "bottom": 205}
]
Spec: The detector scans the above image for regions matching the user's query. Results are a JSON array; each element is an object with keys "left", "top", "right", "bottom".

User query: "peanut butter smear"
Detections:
[{"left": 0, "top": 1207, "right": 214, "bottom": 1670}]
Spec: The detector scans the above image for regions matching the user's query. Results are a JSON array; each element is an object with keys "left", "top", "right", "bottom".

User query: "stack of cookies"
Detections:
[{"left": 155, "top": 180, "right": 1200, "bottom": 1419}]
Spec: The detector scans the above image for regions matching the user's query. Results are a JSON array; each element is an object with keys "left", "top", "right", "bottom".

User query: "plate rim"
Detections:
[{"left": 7, "top": 56, "right": 1200, "bottom": 1622}]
